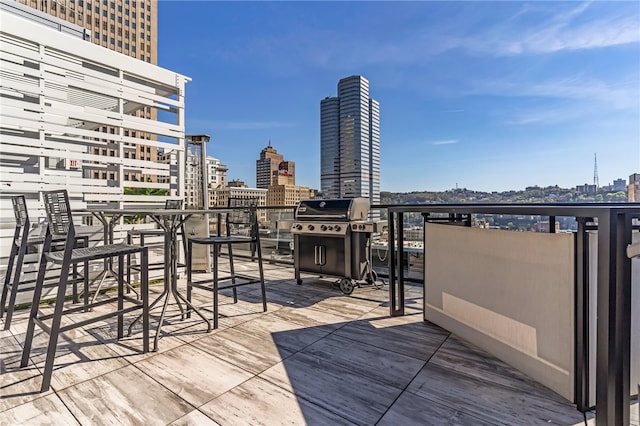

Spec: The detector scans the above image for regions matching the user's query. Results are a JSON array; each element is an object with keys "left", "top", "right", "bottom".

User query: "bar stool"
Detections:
[
  {"left": 187, "top": 197, "right": 267, "bottom": 329},
  {"left": 126, "top": 199, "right": 187, "bottom": 285},
  {"left": 1, "top": 195, "right": 88, "bottom": 331},
  {"left": 20, "top": 189, "right": 150, "bottom": 392}
]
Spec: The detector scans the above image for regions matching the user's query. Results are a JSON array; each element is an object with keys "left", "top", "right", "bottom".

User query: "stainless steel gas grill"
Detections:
[{"left": 291, "top": 198, "right": 381, "bottom": 294}]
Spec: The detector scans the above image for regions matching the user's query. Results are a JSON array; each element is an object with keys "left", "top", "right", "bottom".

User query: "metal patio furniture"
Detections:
[
  {"left": 187, "top": 198, "right": 267, "bottom": 329},
  {"left": 20, "top": 190, "right": 150, "bottom": 392},
  {"left": 126, "top": 199, "right": 187, "bottom": 286},
  {"left": 1, "top": 195, "right": 88, "bottom": 331}
]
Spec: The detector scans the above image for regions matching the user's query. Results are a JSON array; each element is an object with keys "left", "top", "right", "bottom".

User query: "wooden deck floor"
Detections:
[{"left": 1, "top": 262, "right": 637, "bottom": 425}]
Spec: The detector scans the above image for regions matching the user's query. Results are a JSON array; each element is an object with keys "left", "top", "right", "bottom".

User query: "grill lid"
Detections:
[{"left": 295, "top": 198, "right": 370, "bottom": 221}]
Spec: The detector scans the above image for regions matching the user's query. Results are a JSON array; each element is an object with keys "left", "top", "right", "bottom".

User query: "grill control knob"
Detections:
[
  {"left": 307, "top": 224, "right": 315, "bottom": 231},
  {"left": 294, "top": 224, "right": 302, "bottom": 230},
  {"left": 359, "top": 224, "right": 365, "bottom": 230},
  {"left": 320, "top": 225, "right": 327, "bottom": 231},
  {"left": 327, "top": 225, "right": 333, "bottom": 231},
  {"left": 334, "top": 225, "right": 341, "bottom": 232}
]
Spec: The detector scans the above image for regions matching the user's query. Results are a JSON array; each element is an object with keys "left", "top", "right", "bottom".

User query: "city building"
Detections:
[
  {"left": 209, "top": 183, "right": 267, "bottom": 222},
  {"left": 320, "top": 75, "right": 380, "bottom": 213},
  {"left": 273, "top": 160, "right": 295, "bottom": 186},
  {"left": 628, "top": 174, "right": 640, "bottom": 202},
  {"left": 612, "top": 178, "right": 627, "bottom": 192},
  {"left": 17, "top": 0, "right": 160, "bottom": 182},
  {"left": 256, "top": 142, "right": 283, "bottom": 189},
  {"left": 266, "top": 184, "right": 314, "bottom": 207},
  {"left": 206, "top": 156, "right": 227, "bottom": 190},
  {"left": 575, "top": 184, "right": 597, "bottom": 195},
  {"left": 0, "top": 3, "right": 188, "bottom": 213}
]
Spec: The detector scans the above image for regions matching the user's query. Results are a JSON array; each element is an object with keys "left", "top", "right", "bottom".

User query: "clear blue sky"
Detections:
[{"left": 157, "top": 1, "right": 640, "bottom": 193}]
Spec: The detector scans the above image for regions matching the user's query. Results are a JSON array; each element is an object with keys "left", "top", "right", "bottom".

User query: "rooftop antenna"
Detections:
[{"left": 593, "top": 153, "right": 599, "bottom": 188}]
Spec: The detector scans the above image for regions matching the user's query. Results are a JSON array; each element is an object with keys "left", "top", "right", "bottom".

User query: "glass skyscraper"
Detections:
[{"left": 320, "top": 76, "right": 380, "bottom": 210}]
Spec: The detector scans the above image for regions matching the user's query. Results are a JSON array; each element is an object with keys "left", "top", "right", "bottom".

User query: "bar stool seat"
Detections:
[
  {"left": 1, "top": 196, "right": 88, "bottom": 331},
  {"left": 187, "top": 197, "right": 267, "bottom": 329},
  {"left": 20, "top": 190, "right": 150, "bottom": 393}
]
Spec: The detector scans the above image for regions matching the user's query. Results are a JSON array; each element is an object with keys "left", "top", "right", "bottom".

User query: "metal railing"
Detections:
[{"left": 381, "top": 202, "right": 639, "bottom": 426}]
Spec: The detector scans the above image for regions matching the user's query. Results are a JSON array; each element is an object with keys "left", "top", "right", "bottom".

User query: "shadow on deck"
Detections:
[{"left": 1, "top": 262, "right": 636, "bottom": 425}]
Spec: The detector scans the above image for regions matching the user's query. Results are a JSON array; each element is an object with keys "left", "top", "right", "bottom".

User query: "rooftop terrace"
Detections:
[{"left": 2, "top": 262, "right": 636, "bottom": 425}]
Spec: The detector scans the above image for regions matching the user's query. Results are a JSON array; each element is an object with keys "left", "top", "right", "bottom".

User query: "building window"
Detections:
[
  {"left": 117, "top": 28, "right": 122, "bottom": 36},
  {"left": 94, "top": 32, "right": 99, "bottom": 39},
  {"left": 94, "top": 171, "right": 99, "bottom": 179},
  {"left": 117, "top": 40, "right": 122, "bottom": 47},
  {"left": 131, "top": 11, "right": 135, "bottom": 18},
  {"left": 140, "top": 54, "right": 144, "bottom": 61},
  {"left": 102, "top": 172, "right": 107, "bottom": 179},
  {"left": 117, "top": 16, "right": 122, "bottom": 23},
  {"left": 86, "top": 3, "right": 91, "bottom": 11},
  {"left": 125, "top": 30, "right": 129, "bottom": 38},
  {"left": 109, "top": 173, "right": 115, "bottom": 180},
  {"left": 117, "top": 5, "right": 122, "bottom": 12},
  {"left": 124, "top": 152, "right": 129, "bottom": 158},
  {"left": 110, "top": 24, "right": 114, "bottom": 32},
  {"left": 94, "top": 17, "right": 99, "bottom": 25},
  {"left": 125, "top": 43, "right": 129, "bottom": 50},
  {"left": 102, "top": 34, "right": 107, "bottom": 42},
  {"left": 125, "top": 19, "right": 129, "bottom": 26},
  {"left": 78, "top": 0, "right": 83, "bottom": 6},
  {"left": 124, "top": 173, "right": 129, "bottom": 181},
  {"left": 110, "top": 12, "right": 114, "bottom": 19},
  {"left": 102, "top": 21, "right": 107, "bottom": 30},
  {"left": 146, "top": 34, "right": 150, "bottom": 41},
  {"left": 103, "top": 10, "right": 107, "bottom": 16},
  {"left": 131, "top": 46, "right": 136, "bottom": 52}
]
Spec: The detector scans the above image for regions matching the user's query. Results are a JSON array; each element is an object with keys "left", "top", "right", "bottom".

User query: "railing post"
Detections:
[
  {"left": 387, "top": 209, "right": 405, "bottom": 317},
  {"left": 575, "top": 217, "right": 591, "bottom": 412},
  {"left": 595, "top": 209, "right": 632, "bottom": 425}
]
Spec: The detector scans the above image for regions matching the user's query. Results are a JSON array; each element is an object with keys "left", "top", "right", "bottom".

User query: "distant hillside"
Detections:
[{"left": 380, "top": 185, "right": 627, "bottom": 205}]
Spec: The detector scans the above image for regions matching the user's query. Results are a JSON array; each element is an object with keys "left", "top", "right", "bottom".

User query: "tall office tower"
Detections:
[
  {"left": 17, "top": 0, "right": 159, "bottom": 182},
  {"left": 17, "top": 0, "right": 157, "bottom": 63},
  {"left": 256, "top": 142, "right": 284, "bottom": 189},
  {"left": 320, "top": 76, "right": 381, "bottom": 210}
]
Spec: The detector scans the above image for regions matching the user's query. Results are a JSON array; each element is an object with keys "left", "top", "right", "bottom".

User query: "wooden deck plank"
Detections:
[
  {"left": 407, "top": 362, "right": 585, "bottom": 425},
  {"left": 198, "top": 376, "right": 357, "bottom": 426},
  {"left": 135, "top": 344, "right": 253, "bottom": 407},
  {"left": 259, "top": 352, "right": 403, "bottom": 425},
  {"left": 0, "top": 267, "right": 607, "bottom": 426},
  {"left": 57, "top": 365, "right": 195, "bottom": 425}
]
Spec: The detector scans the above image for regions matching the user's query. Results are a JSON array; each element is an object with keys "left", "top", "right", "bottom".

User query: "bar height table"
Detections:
[{"left": 75, "top": 207, "right": 213, "bottom": 351}]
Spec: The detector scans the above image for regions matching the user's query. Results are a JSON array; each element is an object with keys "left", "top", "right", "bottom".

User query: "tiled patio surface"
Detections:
[{"left": 1, "top": 262, "right": 637, "bottom": 425}]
